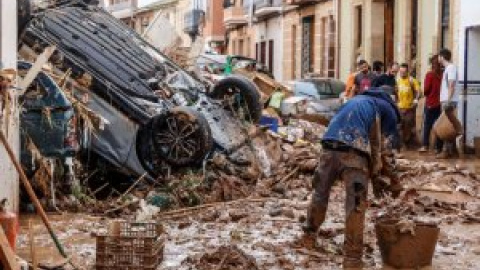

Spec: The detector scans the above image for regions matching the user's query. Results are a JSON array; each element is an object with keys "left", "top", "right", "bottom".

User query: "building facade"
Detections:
[
  {"left": 203, "top": 0, "right": 226, "bottom": 53},
  {"left": 338, "top": 0, "right": 457, "bottom": 82},
  {"left": 223, "top": 1, "right": 255, "bottom": 58},
  {"left": 224, "top": 0, "right": 339, "bottom": 82},
  {"left": 102, "top": 0, "right": 206, "bottom": 48},
  {"left": 282, "top": 0, "right": 338, "bottom": 81}
]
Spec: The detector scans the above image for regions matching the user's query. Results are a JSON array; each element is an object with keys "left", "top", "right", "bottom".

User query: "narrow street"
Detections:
[{"left": 15, "top": 153, "right": 480, "bottom": 269}]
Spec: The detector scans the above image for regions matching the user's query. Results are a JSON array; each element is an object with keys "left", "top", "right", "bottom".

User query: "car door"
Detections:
[{"left": 307, "top": 81, "right": 341, "bottom": 118}]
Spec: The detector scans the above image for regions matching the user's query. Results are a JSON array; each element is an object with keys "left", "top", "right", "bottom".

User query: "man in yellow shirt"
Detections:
[{"left": 396, "top": 63, "right": 420, "bottom": 148}]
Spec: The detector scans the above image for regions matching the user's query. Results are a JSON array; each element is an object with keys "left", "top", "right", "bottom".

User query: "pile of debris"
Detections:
[{"left": 181, "top": 245, "right": 259, "bottom": 270}]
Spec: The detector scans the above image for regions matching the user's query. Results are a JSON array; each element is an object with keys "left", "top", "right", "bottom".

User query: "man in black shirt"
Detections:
[
  {"left": 373, "top": 62, "right": 399, "bottom": 99},
  {"left": 373, "top": 62, "right": 399, "bottom": 88}
]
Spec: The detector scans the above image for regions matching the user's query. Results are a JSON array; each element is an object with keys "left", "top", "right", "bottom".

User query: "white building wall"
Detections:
[
  {"left": 457, "top": 0, "right": 480, "bottom": 147},
  {"left": 254, "top": 16, "right": 284, "bottom": 81},
  {"left": 0, "top": 0, "right": 19, "bottom": 212}
]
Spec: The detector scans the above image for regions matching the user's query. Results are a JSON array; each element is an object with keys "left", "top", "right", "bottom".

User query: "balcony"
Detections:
[
  {"left": 253, "top": 0, "right": 283, "bottom": 19},
  {"left": 224, "top": 6, "right": 248, "bottom": 29},
  {"left": 284, "top": 0, "right": 324, "bottom": 6},
  {"left": 105, "top": 0, "right": 135, "bottom": 19}
]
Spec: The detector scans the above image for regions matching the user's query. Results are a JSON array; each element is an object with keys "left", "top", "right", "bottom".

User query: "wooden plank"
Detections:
[
  {"left": 0, "top": 226, "right": 20, "bottom": 270},
  {"left": 18, "top": 45, "right": 57, "bottom": 94}
]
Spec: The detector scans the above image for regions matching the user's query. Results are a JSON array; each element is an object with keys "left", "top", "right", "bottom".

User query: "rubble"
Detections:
[{"left": 181, "top": 245, "right": 259, "bottom": 270}]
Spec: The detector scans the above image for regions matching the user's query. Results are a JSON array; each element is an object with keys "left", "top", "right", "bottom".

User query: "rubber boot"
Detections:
[
  {"left": 343, "top": 203, "right": 366, "bottom": 269},
  {"left": 302, "top": 204, "right": 327, "bottom": 234}
]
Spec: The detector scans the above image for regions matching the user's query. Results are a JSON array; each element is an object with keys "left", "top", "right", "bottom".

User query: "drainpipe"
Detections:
[
  {"left": 463, "top": 27, "right": 470, "bottom": 151},
  {"left": 335, "top": 0, "right": 341, "bottom": 79}
]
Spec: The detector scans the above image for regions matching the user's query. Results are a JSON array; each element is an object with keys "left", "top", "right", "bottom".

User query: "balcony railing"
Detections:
[
  {"left": 284, "top": 0, "right": 324, "bottom": 6},
  {"left": 224, "top": 6, "right": 248, "bottom": 28},
  {"left": 106, "top": 0, "right": 134, "bottom": 12},
  {"left": 254, "top": 0, "right": 283, "bottom": 9},
  {"left": 252, "top": 0, "right": 283, "bottom": 19}
]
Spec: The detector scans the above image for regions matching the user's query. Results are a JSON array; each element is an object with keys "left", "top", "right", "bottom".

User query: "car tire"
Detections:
[
  {"left": 209, "top": 75, "right": 262, "bottom": 123},
  {"left": 151, "top": 106, "right": 213, "bottom": 167}
]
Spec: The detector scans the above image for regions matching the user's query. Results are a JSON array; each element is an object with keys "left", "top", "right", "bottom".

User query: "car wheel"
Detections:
[
  {"left": 209, "top": 75, "right": 262, "bottom": 123},
  {"left": 152, "top": 107, "right": 213, "bottom": 167}
]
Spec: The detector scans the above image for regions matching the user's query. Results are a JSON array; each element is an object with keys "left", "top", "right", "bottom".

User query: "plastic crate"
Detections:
[{"left": 95, "top": 221, "right": 165, "bottom": 270}]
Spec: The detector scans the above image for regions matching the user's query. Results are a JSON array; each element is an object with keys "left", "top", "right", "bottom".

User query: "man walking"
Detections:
[
  {"left": 396, "top": 63, "right": 420, "bottom": 148},
  {"left": 437, "top": 48, "right": 461, "bottom": 158},
  {"left": 302, "top": 88, "right": 400, "bottom": 269},
  {"left": 419, "top": 55, "right": 443, "bottom": 153}
]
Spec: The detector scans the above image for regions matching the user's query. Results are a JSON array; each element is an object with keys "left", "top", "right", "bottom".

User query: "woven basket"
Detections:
[{"left": 433, "top": 112, "right": 461, "bottom": 141}]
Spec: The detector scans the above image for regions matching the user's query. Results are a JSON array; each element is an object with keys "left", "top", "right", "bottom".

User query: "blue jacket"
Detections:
[{"left": 322, "top": 88, "right": 400, "bottom": 156}]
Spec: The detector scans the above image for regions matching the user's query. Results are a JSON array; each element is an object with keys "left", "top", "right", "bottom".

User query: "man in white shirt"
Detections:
[{"left": 437, "top": 48, "right": 461, "bottom": 159}]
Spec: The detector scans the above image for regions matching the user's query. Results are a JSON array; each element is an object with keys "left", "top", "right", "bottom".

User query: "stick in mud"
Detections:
[
  {"left": 116, "top": 172, "right": 148, "bottom": 203},
  {"left": 0, "top": 131, "right": 81, "bottom": 270}
]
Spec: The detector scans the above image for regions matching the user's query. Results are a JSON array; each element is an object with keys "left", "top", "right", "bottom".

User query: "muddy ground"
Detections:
[{"left": 15, "top": 151, "right": 480, "bottom": 270}]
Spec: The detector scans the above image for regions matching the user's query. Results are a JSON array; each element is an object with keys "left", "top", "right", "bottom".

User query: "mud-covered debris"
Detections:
[
  {"left": 229, "top": 209, "right": 249, "bottom": 222},
  {"left": 186, "top": 245, "right": 259, "bottom": 270}
]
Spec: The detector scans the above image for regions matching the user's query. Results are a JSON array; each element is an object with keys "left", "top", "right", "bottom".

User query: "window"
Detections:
[
  {"left": 355, "top": 5, "right": 363, "bottom": 48},
  {"left": 268, "top": 40, "right": 274, "bottom": 73},
  {"left": 441, "top": 0, "right": 450, "bottom": 48},
  {"left": 301, "top": 16, "right": 314, "bottom": 76},
  {"left": 291, "top": 25, "right": 297, "bottom": 79},
  {"left": 321, "top": 17, "right": 327, "bottom": 77},
  {"left": 260, "top": 41, "right": 267, "bottom": 65},
  {"left": 327, "top": 15, "right": 336, "bottom": 78},
  {"left": 410, "top": 0, "right": 418, "bottom": 76},
  {"left": 239, "top": 39, "right": 244, "bottom": 55}
]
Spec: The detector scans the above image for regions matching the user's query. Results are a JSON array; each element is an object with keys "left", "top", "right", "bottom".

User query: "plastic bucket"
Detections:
[
  {"left": 433, "top": 112, "right": 462, "bottom": 141},
  {"left": 259, "top": 116, "right": 279, "bottom": 132},
  {"left": 375, "top": 219, "right": 440, "bottom": 269}
]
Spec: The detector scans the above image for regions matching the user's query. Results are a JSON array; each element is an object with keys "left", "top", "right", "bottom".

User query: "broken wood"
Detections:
[
  {"left": 269, "top": 166, "right": 300, "bottom": 188},
  {"left": 116, "top": 172, "right": 148, "bottom": 203},
  {"left": 91, "top": 182, "right": 109, "bottom": 197},
  {"left": 0, "top": 131, "right": 74, "bottom": 268},
  {"left": 105, "top": 199, "right": 140, "bottom": 215},
  {"left": 0, "top": 226, "right": 20, "bottom": 270},
  {"left": 19, "top": 45, "right": 57, "bottom": 94}
]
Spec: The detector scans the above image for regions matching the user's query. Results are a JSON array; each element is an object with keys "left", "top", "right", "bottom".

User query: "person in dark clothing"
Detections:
[
  {"left": 302, "top": 89, "right": 401, "bottom": 269},
  {"left": 419, "top": 55, "right": 443, "bottom": 153},
  {"left": 372, "top": 60, "right": 384, "bottom": 76},
  {"left": 372, "top": 62, "right": 399, "bottom": 93},
  {"left": 353, "top": 60, "right": 376, "bottom": 95}
]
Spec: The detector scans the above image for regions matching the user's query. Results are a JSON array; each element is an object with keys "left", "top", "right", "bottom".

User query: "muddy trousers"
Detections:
[{"left": 306, "top": 149, "right": 370, "bottom": 268}]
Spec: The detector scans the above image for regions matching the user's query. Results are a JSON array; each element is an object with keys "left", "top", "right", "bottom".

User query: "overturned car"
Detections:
[{"left": 19, "top": 2, "right": 262, "bottom": 178}]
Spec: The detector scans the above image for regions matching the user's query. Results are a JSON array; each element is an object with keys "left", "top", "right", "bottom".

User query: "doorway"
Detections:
[
  {"left": 301, "top": 16, "right": 315, "bottom": 77},
  {"left": 384, "top": 0, "right": 395, "bottom": 66}
]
